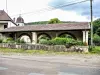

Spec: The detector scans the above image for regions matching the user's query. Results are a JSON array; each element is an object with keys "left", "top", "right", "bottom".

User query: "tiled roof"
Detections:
[
  {"left": 0, "top": 22, "right": 90, "bottom": 32},
  {"left": 0, "top": 10, "right": 12, "bottom": 21},
  {"left": 0, "top": 10, "right": 17, "bottom": 25},
  {"left": 16, "top": 16, "right": 24, "bottom": 23}
]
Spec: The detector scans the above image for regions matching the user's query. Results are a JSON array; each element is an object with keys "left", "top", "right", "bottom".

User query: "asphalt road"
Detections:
[{"left": 0, "top": 55, "right": 100, "bottom": 75}]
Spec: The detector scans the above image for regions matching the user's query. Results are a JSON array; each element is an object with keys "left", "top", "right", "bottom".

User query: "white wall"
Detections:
[
  {"left": 8, "top": 21, "right": 16, "bottom": 28},
  {"left": 16, "top": 23, "right": 24, "bottom": 26},
  {"left": 0, "top": 25, "right": 4, "bottom": 30},
  {"left": 0, "top": 21, "right": 16, "bottom": 28},
  {"left": 83, "top": 31, "right": 89, "bottom": 45},
  {"left": 20, "top": 35, "right": 31, "bottom": 43}
]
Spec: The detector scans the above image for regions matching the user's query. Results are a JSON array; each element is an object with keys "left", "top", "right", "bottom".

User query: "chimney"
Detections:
[{"left": 13, "top": 18, "right": 15, "bottom": 22}]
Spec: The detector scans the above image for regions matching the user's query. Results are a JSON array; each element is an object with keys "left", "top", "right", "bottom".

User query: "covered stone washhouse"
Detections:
[{"left": 0, "top": 22, "right": 90, "bottom": 45}]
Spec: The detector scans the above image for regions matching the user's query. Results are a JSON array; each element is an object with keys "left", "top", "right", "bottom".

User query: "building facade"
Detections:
[{"left": 0, "top": 10, "right": 90, "bottom": 45}]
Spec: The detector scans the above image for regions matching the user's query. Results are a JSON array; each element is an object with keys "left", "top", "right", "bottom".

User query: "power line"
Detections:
[
  {"left": 11, "top": 0, "right": 78, "bottom": 16},
  {"left": 16, "top": 0, "right": 89, "bottom": 16},
  {"left": 11, "top": 0, "right": 90, "bottom": 17},
  {"left": 52, "top": 0, "right": 89, "bottom": 8}
]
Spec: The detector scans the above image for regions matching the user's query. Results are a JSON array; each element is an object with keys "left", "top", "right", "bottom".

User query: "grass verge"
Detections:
[
  {"left": 0, "top": 47, "right": 99, "bottom": 55},
  {"left": 90, "top": 46, "right": 100, "bottom": 54}
]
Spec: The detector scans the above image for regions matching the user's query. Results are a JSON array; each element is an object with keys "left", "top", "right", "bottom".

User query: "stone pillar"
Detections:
[
  {"left": 82, "top": 31, "right": 89, "bottom": 45},
  {"left": 32, "top": 32, "right": 37, "bottom": 44},
  {"left": 83, "top": 31, "right": 85, "bottom": 43},
  {"left": 86, "top": 31, "right": 89, "bottom": 45}
]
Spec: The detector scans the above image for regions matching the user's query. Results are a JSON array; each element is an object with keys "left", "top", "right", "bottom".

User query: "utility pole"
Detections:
[
  {"left": 6, "top": 0, "right": 8, "bottom": 13},
  {"left": 90, "top": 0, "right": 93, "bottom": 47}
]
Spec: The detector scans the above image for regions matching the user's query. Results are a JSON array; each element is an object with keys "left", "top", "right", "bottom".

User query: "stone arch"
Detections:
[
  {"left": 37, "top": 33, "right": 51, "bottom": 43},
  {"left": 58, "top": 32, "right": 77, "bottom": 40},
  {"left": 18, "top": 33, "right": 32, "bottom": 43},
  {"left": 8, "top": 33, "right": 15, "bottom": 40}
]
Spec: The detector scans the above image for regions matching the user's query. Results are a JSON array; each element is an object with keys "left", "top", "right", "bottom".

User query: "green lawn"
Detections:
[
  {"left": 90, "top": 46, "right": 100, "bottom": 54},
  {"left": 0, "top": 46, "right": 100, "bottom": 55},
  {"left": 0, "top": 47, "right": 87, "bottom": 55}
]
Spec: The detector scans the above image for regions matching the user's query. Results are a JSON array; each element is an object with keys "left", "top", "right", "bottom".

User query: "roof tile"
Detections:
[{"left": 0, "top": 22, "right": 90, "bottom": 32}]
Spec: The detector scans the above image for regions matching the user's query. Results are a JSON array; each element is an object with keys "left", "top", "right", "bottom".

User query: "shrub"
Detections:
[
  {"left": 2, "top": 39, "right": 7, "bottom": 43},
  {"left": 39, "top": 39, "right": 48, "bottom": 44},
  {"left": 91, "top": 46, "right": 100, "bottom": 54},
  {"left": 93, "top": 34, "right": 100, "bottom": 45},
  {"left": 16, "top": 38, "right": 26, "bottom": 44},
  {"left": 20, "top": 39, "right": 26, "bottom": 43},
  {"left": 39, "top": 37, "right": 84, "bottom": 47},
  {"left": 50, "top": 37, "right": 67, "bottom": 45},
  {"left": 2, "top": 38, "right": 15, "bottom": 43},
  {"left": 6, "top": 38, "right": 14, "bottom": 43},
  {"left": 39, "top": 37, "right": 67, "bottom": 45},
  {"left": 15, "top": 38, "right": 20, "bottom": 43},
  {"left": 66, "top": 38, "right": 76, "bottom": 44},
  {"left": 40, "top": 37, "right": 83, "bottom": 46},
  {"left": 0, "top": 39, "right": 3, "bottom": 43},
  {"left": 76, "top": 40, "right": 84, "bottom": 46}
]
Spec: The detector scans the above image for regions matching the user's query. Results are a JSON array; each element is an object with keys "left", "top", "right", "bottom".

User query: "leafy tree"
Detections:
[
  {"left": 96, "top": 27, "right": 100, "bottom": 36},
  {"left": 93, "top": 34, "right": 100, "bottom": 45},
  {"left": 92, "top": 19, "right": 100, "bottom": 45},
  {"left": 48, "top": 18, "right": 61, "bottom": 24},
  {"left": 93, "top": 18, "right": 100, "bottom": 34},
  {"left": 25, "top": 21, "right": 78, "bottom": 25}
]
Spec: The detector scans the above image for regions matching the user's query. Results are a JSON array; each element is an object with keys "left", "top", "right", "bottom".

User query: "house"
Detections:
[
  {"left": 0, "top": 10, "right": 17, "bottom": 39},
  {"left": 0, "top": 10, "right": 17, "bottom": 29},
  {"left": 0, "top": 10, "right": 90, "bottom": 45}
]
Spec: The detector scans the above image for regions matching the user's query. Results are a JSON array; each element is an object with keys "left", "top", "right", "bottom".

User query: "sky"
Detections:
[{"left": 0, "top": 0, "right": 99, "bottom": 23}]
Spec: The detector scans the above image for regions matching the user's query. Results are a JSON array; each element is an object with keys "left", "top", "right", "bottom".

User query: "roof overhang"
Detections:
[{"left": 0, "top": 22, "right": 90, "bottom": 33}]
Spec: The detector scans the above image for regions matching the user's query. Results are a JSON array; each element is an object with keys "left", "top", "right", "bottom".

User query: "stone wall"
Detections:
[{"left": 0, "top": 43, "right": 88, "bottom": 53}]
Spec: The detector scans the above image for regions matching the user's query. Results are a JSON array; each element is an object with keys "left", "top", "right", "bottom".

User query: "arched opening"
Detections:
[
  {"left": 8, "top": 33, "right": 15, "bottom": 40},
  {"left": 37, "top": 33, "right": 51, "bottom": 43},
  {"left": 58, "top": 32, "right": 77, "bottom": 40},
  {"left": 19, "top": 33, "right": 32, "bottom": 43}
]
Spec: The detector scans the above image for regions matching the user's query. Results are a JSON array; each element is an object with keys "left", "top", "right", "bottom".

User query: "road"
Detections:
[{"left": 0, "top": 55, "right": 100, "bottom": 75}]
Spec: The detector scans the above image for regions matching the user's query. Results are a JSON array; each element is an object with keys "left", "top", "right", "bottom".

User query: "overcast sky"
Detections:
[{"left": 0, "top": 0, "right": 99, "bottom": 23}]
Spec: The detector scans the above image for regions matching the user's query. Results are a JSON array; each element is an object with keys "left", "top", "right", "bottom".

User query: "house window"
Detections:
[{"left": 4, "top": 25, "right": 8, "bottom": 29}]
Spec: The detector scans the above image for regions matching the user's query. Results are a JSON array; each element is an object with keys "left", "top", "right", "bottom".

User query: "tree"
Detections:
[
  {"left": 48, "top": 18, "right": 61, "bottom": 24},
  {"left": 93, "top": 34, "right": 100, "bottom": 44},
  {"left": 93, "top": 18, "right": 100, "bottom": 34},
  {"left": 96, "top": 27, "right": 100, "bottom": 36}
]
